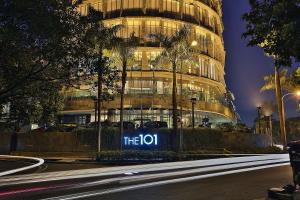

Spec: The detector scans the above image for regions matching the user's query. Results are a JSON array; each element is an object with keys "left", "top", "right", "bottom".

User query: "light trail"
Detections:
[
  {"left": 1, "top": 159, "right": 289, "bottom": 198},
  {"left": 0, "top": 154, "right": 289, "bottom": 187},
  {"left": 40, "top": 162, "right": 290, "bottom": 200}
]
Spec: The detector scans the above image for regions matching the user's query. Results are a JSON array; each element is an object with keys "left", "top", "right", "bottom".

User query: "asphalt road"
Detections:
[
  {"left": 0, "top": 160, "right": 33, "bottom": 173},
  {"left": 96, "top": 166, "right": 293, "bottom": 200},
  {"left": 0, "top": 155, "right": 293, "bottom": 200}
]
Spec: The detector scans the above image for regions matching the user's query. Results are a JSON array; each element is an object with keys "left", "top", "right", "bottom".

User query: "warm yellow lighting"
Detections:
[
  {"left": 191, "top": 40, "right": 198, "bottom": 47},
  {"left": 296, "top": 91, "right": 300, "bottom": 96}
]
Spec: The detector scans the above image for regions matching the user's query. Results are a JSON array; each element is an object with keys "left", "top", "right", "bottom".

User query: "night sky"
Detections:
[{"left": 222, "top": 0, "right": 299, "bottom": 126}]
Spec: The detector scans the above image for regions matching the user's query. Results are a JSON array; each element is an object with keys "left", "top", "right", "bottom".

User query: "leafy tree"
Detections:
[
  {"left": 8, "top": 82, "right": 63, "bottom": 130},
  {"left": 150, "top": 26, "right": 191, "bottom": 150},
  {"left": 0, "top": 0, "right": 87, "bottom": 103},
  {"left": 243, "top": 0, "right": 300, "bottom": 146}
]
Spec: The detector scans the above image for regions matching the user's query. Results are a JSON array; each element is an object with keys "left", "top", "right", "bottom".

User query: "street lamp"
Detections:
[
  {"left": 94, "top": 97, "right": 98, "bottom": 125},
  {"left": 281, "top": 91, "right": 300, "bottom": 144},
  {"left": 191, "top": 98, "right": 197, "bottom": 129},
  {"left": 282, "top": 91, "right": 300, "bottom": 101}
]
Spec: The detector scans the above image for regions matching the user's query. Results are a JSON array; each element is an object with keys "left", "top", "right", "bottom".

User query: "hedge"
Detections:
[{"left": 96, "top": 146, "right": 284, "bottom": 163}]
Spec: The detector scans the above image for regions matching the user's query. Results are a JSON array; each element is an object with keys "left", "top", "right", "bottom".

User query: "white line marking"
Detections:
[
  {"left": 41, "top": 162, "right": 289, "bottom": 200},
  {"left": 0, "top": 155, "right": 44, "bottom": 177}
]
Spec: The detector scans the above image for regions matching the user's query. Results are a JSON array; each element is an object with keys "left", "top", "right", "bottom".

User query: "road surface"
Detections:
[
  {"left": 0, "top": 160, "right": 32, "bottom": 173},
  {"left": 0, "top": 154, "right": 293, "bottom": 200}
]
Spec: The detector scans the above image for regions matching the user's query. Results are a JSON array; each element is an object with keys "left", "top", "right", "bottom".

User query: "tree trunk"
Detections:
[
  {"left": 274, "top": 66, "right": 286, "bottom": 146},
  {"left": 120, "top": 61, "right": 127, "bottom": 150},
  {"left": 172, "top": 61, "right": 178, "bottom": 151},
  {"left": 97, "top": 70, "right": 103, "bottom": 152}
]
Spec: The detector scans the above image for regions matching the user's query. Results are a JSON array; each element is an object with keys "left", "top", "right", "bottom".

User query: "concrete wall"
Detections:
[
  {"left": 0, "top": 129, "right": 272, "bottom": 153},
  {"left": 0, "top": 133, "right": 11, "bottom": 153}
]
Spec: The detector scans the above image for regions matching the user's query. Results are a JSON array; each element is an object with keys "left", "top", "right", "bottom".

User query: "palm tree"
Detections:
[
  {"left": 261, "top": 67, "right": 300, "bottom": 144},
  {"left": 83, "top": 7, "right": 120, "bottom": 152},
  {"left": 242, "top": 0, "right": 300, "bottom": 146},
  {"left": 261, "top": 69, "right": 287, "bottom": 92},
  {"left": 261, "top": 68, "right": 300, "bottom": 92},
  {"left": 110, "top": 34, "right": 138, "bottom": 150},
  {"left": 150, "top": 26, "right": 191, "bottom": 150}
]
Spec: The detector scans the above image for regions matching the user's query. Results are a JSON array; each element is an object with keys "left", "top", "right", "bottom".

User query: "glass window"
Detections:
[
  {"left": 183, "top": 3, "right": 194, "bottom": 17},
  {"left": 124, "top": 20, "right": 142, "bottom": 38},
  {"left": 148, "top": 0, "right": 159, "bottom": 10},
  {"left": 198, "top": 57, "right": 203, "bottom": 77},
  {"left": 123, "top": 0, "right": 143, "bottom": 9},
  {"left": 163, "top": 21, "right": 180, "bottom": 36},
  {"left": 145, "top": 20, "right": 161, "bottom": 35},
  {"left": 147, "top": 51, "right": 163, "bottom": 70},
  {"left": 134, "top": 51, "right": 143, "bottom": 69},
  {"left": 107, "top": 0, "right": 120, "bottom": 12},
  {"left": 91, "top": 2, "right": 103, "bottom": 12},
  {"left": 78, "top": 5, "right": 88, "bottom": 16},
  {"left": 203, "top": 59, "right": 209, "bottom": 77},
  {"left": 163, "top": 0, "right": 179, "bottom": 13},
  {"left": 157, "top": 81, "right": 164, "bottom": 94},
  {"left": 210, "top": 63, "right": 216, "bottom": 80},
  {"left": 203, "top": 9, "right": 209, "bottom": 25},
  {"left": 196, "top": 6, "right": 202, "bottom": 23}
]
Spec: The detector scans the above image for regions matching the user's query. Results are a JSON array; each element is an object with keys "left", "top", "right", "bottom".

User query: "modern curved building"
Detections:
[{"left": 61, "top": 0, "right": 238, "bottom": 127}]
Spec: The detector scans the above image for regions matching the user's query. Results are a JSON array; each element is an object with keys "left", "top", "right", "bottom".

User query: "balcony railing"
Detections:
[{"left": 64, "top": 95, "right": 235, "bottom": 120}]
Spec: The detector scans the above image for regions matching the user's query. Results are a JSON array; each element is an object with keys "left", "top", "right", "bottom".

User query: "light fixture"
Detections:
[{"left": 191, "top": 40, "right": 198, "bottom": 47}]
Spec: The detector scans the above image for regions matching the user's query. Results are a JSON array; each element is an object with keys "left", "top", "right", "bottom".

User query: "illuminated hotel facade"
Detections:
[{"left": 61, "top": 0, "right": 238, "bottom": 127}]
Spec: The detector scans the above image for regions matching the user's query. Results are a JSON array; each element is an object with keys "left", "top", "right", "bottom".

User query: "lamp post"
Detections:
[
  {"left": 281, "top": 91, "right": 300, "bottom": 145},
  {"left": 191, "top": 98, "right": 197, "bottom": 129},
  {"left": 189, "top": 40, "right": 198, "bottom": 130},
  {"left": 94, "top": 97, "right": 98, "bottom": 125},
  {"left": 178, "top": 40, "right": 198, "bottom": 150},
  {"left": 257, "top": 106, "right": 262, "bottom": 134}
]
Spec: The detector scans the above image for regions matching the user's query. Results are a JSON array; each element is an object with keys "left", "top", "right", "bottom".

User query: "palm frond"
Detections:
[{"left": 260, "top": 68, "right": 288, "bottom": 92}]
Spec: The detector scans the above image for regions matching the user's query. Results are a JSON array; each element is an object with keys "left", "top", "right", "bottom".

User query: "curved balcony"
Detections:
[
  {"left": 63, "top": 95, "right": 236, "bottom": 121},
  {"left": 81, "top": 0, "right": 222, "bottom": 36},
  {"left": 123, "top": 70, "right": 226, "bottom": 92},
  {"left": 104, "top": 11, "right": 220, "bottom": 36}
]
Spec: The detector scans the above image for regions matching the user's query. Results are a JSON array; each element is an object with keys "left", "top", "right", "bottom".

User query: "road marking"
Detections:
[
  {"left": 0, "top": 155, "right": 44, "bottom": 177},
  {"left": 41, "top": 162, "right": 289, "bottom": 200}
]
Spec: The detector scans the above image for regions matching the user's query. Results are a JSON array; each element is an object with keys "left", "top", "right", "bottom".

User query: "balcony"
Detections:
[
  {"left": 102, "top": 10, "right": 221, "bottom": 36},
  {"left": 63, "top": 95, "right": 236, "bottom": 120}
]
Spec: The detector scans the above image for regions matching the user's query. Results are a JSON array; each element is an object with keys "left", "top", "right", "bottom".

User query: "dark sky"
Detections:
[{"left": 222, "top": 0, "right": 299, "bottom": 126}]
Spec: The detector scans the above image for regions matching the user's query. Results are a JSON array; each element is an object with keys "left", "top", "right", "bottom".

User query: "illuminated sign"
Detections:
[{"left": 124, "top": 134, "right": 158, "bottom": 146}]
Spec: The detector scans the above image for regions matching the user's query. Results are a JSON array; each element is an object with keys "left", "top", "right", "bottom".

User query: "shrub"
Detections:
[
  {"left": 97, "top": 150, "right": 177, "bottom": 162},
  {"left": 217, "top": 123, "right": 234, "bottom": 132}
]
